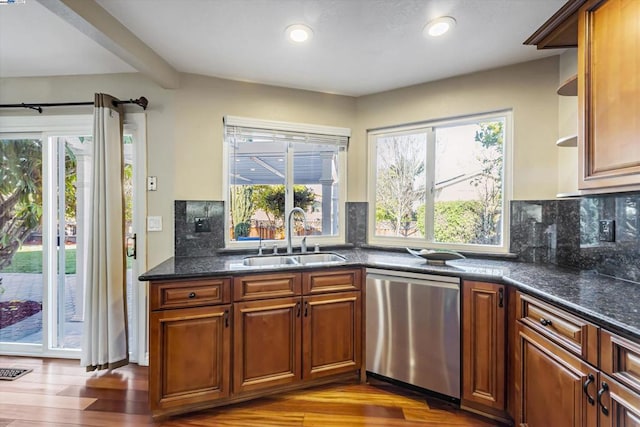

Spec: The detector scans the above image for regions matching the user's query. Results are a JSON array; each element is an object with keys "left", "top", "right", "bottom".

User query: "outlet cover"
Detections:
[
  {"left": 598, "top": 219, "right": 615, "bottom": 242},
  {"left": 194, "top": 217, "right": 211, "bottom": 233}
]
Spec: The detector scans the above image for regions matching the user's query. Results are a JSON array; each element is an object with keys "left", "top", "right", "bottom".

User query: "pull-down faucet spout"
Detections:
[{"left": 286, "top": 207, "right": 307, "bottom": 254}]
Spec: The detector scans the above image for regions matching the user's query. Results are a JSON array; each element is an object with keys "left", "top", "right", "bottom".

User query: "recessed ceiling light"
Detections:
[
  {"left": 423, "top": 16, "right": 456, "bottom": 37},
  {"left": 286, "top": 24, "right": 313, "bottom": 43}
]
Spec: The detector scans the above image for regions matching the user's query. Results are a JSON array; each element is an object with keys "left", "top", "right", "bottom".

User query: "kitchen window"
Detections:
[
  {"left": 368, "top": 111, "right": 512, "bottom": 253},
  {"left": 224, "top": 116, "right": 349, "bottom": 247}
]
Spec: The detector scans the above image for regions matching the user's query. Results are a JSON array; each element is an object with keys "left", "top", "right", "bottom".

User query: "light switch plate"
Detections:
[
  {"left": 598, "top": 219, "right": 615, "bottom": 242},
  {"left": 147, "top": 176, "right": 157, "bottom": 191},
  {"left": 147, "top": 216, "right": 162, "bottom": 232}
]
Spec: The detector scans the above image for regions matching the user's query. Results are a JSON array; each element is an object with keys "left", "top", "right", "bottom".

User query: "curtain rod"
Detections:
[{"left": 0, "top": 96, "right": 149, "bottom": 114}]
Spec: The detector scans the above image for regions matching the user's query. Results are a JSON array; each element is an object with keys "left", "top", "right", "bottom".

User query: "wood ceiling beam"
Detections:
[{"left": 37, "top": 0, "right": 180, "bottom": 89}]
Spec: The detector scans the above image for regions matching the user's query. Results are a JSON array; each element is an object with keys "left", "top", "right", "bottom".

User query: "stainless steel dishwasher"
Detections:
[{"left": 366, "top": 268, "right": 460, "bottom": 399}]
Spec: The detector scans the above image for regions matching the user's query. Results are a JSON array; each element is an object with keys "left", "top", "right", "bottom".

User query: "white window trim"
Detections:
[
  {"left": 224, "top": 115, "right": 351, "bottom": 138},
  {"left": 367, "top": 110, "right": 513, "bottom": 254},
  {"left": 223, "top": 117, "right": 349, "bottom": 249}
]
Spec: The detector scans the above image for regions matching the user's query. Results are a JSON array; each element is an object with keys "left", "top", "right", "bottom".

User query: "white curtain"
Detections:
[{"left": 81, "top": 93, "right": 128, "bottom": 371}]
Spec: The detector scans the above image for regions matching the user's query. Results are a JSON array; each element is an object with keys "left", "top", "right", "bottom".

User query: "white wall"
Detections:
[
  {"left": 0, "top": 56, "right": 560, "bottom": 266},
  {"left": 353, "top": 56, "right": 560, "bottom": 201},
  {"left": 173, "top": 73, "right": 356, "bottom": 201}
]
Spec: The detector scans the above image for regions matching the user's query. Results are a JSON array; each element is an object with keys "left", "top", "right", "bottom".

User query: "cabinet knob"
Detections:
[
  {"left": 188, "top": 292, "right": 197, "bottom": 299},
  {"left": 539, "top": 318, "right": 552, "bottom": 327}
]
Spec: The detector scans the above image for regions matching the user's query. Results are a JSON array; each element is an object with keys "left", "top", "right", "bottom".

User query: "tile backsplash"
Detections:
[
  {"left": 346, "top": 202, "right": 368, "bottom": 246},
  {"left": 175, "top": 200, "right": 225, "bottom": 257},
  {"left": 511, "top": 193, "right": 640, "bottom": 282}
]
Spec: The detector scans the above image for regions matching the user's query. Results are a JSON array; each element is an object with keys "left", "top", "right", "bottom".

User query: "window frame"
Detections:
[
  {"left": 223, "top": 116, "right": 349, "bottom": 249},
  {"left": 367, "top": 110, "right": 513, "bottom": 254}
]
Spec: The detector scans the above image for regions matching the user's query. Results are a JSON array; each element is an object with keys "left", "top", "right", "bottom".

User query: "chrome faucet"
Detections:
[{"left": 286, "top": 207, "right": 307, "bottom": 254}]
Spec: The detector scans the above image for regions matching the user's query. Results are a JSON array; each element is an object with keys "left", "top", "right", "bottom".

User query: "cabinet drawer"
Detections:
[
  {"left": 601, "top": 330, "right": 640, "bottom": 395},
  {"left": 233, "top": 272, "right": 301, "bottom": 301},
  {"left": 303, "top": 268, "right": 361, "bottom": 294},
  {"left": 516, "top": 292, "right": 599, "bottom": 365},
  {"left": 150, "top": 278, "right": 231, "bottom": 310}
]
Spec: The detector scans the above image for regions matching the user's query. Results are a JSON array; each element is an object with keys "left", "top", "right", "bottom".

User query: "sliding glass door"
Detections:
[
  {"left": 0, "top": 136, "right": 44, "bottom": 350},
  {"left": 0, "top": 114, "right": 147, "bottom": 361}
]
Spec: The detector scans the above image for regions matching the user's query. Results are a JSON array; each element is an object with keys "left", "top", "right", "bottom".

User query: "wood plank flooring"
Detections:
[{"left": 0, "top": 356, "right": 500, "bottom": 426}]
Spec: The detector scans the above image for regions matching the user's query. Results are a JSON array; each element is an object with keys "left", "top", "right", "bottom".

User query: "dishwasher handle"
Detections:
[{"left": 366, "top": 273, "right": 460, "bottom": 291}]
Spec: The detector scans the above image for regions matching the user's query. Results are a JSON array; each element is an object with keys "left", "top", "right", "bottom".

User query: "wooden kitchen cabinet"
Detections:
[
  {"left": 526, "top": 0, "right": 640, "bottom": 193},
  {"left": 233, "top": 296, "right": 302, "bottom": 394},
  {"left": 302, "top": 268, "right": 361, "bottom": 294},
  {"left": 148, "top": 267, "right": 364, "bottom": 418},
  {"left": 577, "top": 0, "right": 640, "bottom": 191},
  {"left": 149, "top": 278, "right": 232, "bottom": 416},
  {"left": 597, "top": 373, "right": 640, "bottom": 426},
  {"left": 462, "top": 281, "right": 507, "bottom": 418},
  {"left": 598, "top": 330, "right": 640, "bottom": 426},
  {"left": 303, "top": 291, "right": 362, "bottom": 380},
  {"left": 517, "top": 292, "right": 599, "bottom": 366},
  {"left": 515, "top": 322, "right": 599, "bottom": 427},
  {"left": 149, "top": 304, "right": 231, "bottom": 413},
  {"left": 234, "top": 274, "right": 362, "bottom": 391}
]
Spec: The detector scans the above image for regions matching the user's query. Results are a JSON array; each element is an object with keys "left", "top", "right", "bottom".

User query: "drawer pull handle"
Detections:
[
  {"left": 583, "top": 374, "right": 595, "bottom": 405},
  {"left": 223, "top": 310, "right": 229, "bottom": 328},
  {"left": 304, "top": 301, "right": 309, "bottom": 317},
  {"left": 188, "top": 292, "right": 197, "bottom": 299},
  {"left": 498, "top": 288, "right": 504, "bottom": 308},
  {"left": 597, "top": 382, "right": 609, "bottom": 416},
  {"left": 296, "top": 302, "right": 301, "bottom": 317},
  {"left": 539, "top": 318, "right": 552, "bottom": 327}
]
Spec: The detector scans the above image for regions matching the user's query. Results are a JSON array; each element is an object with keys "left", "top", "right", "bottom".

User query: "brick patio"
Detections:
[{"left": 1, "top": 272, "right": 83, "bottom": 347}]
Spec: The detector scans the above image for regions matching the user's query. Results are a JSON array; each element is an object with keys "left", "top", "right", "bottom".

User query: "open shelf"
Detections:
[{"left": 557, "top": 74, "right": 577, "bottom": 96}]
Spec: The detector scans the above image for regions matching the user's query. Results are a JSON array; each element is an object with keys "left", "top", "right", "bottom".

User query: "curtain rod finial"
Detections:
[{"left": 136, "top": 97, "right": 148, "bottom": 110}]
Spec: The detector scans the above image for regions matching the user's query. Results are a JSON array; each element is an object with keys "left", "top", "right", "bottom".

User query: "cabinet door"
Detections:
[
  {"left": 302, "top": 291, "right": 361, "bottom": 380},
  {"left": 462, "top": 281, "right": 506, "bottom": 413},
  {"left": 233, "top": 296, "right": 302, "bottom": 394},
  {"left": 578, "top": 0, "right": 640, "bottom": 190},
  {"left": 516, "top": 323, "right": 598, "bottom": 427},
  {"left": 598, "top": 374, "right": 640, "bottom": 427},
  {"left": 149, "top": 305, "right": 231, "bottom": 412}
]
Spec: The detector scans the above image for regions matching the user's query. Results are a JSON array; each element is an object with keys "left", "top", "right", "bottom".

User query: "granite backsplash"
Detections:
[
  {"left": 175, "top": 200, "right": 368, "bottom": 257},
  {"left": 173, "top": 196, "right": 639, "bottom": 283},
  {"left": 511, "top": 193, "right": 640, "bottom": 282},
  {"left": 174, "top": 200, "right": 225, "bottom": 257}
]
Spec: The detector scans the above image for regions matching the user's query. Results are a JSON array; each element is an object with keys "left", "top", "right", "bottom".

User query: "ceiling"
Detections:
[{"left": 0, "top": 0, "right": 566, "bottom": 96}]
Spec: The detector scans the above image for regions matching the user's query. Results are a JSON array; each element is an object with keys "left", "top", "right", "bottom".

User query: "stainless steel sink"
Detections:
[
  {"left": 242, "top": 256, "right": 298, "bottom": 267},
  {"left": 241, "top": 252, "right": 346, "bottom": 267},
  {"left": 290, "top": 253, "right": 346, "bottom": 265}
]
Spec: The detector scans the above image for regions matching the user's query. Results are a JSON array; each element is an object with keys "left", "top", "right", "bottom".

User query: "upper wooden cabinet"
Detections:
[
  {"left": 527, "top": 0, "right": 640, "bottom": 193},
  {"left": 523, "top": 0, "right": 586, "bottom": 49},
  {"left": 578, "top": 0, "right": 640, "bottom": 191}
]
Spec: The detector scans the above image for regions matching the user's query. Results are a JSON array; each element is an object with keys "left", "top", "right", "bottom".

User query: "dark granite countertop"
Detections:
[{"left": 140, "top": 247, "right": 640, "bottom": 341}]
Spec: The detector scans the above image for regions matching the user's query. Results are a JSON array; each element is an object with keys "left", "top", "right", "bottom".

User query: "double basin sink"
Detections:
[{"left": 242, "top": 252, "right": 346, "bottom": 267}]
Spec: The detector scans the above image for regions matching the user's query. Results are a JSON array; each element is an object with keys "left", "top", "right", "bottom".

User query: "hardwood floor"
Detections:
[{"left": 0, "top": 356, "right": 499, "bottom": 426}]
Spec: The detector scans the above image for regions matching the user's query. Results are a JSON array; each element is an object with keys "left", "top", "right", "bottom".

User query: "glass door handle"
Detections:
[{"left": 126, "top": 233, "right": 137, "bottom": 259}]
